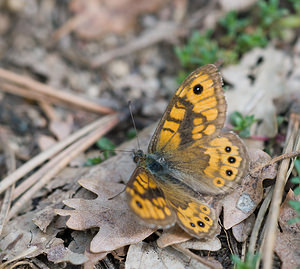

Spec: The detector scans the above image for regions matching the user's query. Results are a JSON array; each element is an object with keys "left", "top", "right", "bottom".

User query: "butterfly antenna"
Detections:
[{"left": 128, "top": 101, "right": 141, "bottom": 150}]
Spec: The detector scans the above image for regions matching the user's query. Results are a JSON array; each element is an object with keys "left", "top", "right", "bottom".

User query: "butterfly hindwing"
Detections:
[
  {"left": 164, "top": 132, "right": 249, "bottom": 194},
  {"left": 158, "top": 178, "right": 218, "bottom": 239}
]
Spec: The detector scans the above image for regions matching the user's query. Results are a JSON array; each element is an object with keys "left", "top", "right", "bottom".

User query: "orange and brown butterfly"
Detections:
[{"left": 126, "top": 64, "right": 249, "bottom": 239}]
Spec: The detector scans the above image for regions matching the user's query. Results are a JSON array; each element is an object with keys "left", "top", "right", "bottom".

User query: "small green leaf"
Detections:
[
  {"left": 288, "top": 216, "right": 300, "bottom": 225},
  {"left": 289, "top": 200, "right": 300, "bottom": 211},
  {"left": 230, "top": 111, "right": 258, "bottom": 138},
  {"left": 232, "top": 253, "right": 260, "bottom": 269},
  {"left": 85, "top": 157, "right": 103, "bottom": 166},
  {"left": 294, "top": 187, "right": 300, "bottom": 196},
  {"left": 127, "top": 128, "right": 137, "bottom": 139},
  {"left": 230, "top": 111, "right": 244, "bottom": 128},
  {"left": 96, "top": 137, "right": 115, "bottom": 151},
  {"left": 96, "top": 137, "right": 116, "bottom": 160},
  {"left": 291, "top": 177, "right": 300, "bottom": 184},
  {"left": 294, "top": 159, "right": 300, "bottom": 174}
]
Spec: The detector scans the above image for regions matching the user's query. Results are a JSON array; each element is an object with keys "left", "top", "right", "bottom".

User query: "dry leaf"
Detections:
[
  {"left": 49, "top": 116, "right": 73, "bottom": 141},
  {"left": 37, "top": 134, "right": 57, "bottom": 151},
  {"left": 125, "top": 242, "right": 212, "bottom": 269},
  {"left": 83, "top": 249, "right": 108, "bottom": 269},
  {"left": 218, "top": 0, "right": 259, "bottom": 12},
  {"left": 223, "top": 46, "right": 293, "bottom": 137},
  {"left": 67, "top": 0, "right": 170, "bottom": 39},
  {"left": 157, "top": 224, "right": 221, "bottom": 251},
  {"left": 55, "top": 178, "right": 155, "bottom": 253},
  {"left": 222, "top": 148, "right": 277, "bottom": 229},
  {"left": 0, "top": 210, "right": 60, "bottom": 261},
  {"left": 157, "top": 225, "right": 193, "bottom": 248},
  {"left": 232, "top": 214, "right": 255, "bottom": 242},
  {"left": 47, "top": 239, "right": 88, "bottom": 264},
  {"left": 275, "top": 189, "right": 300, "bottom": 269},
  {"left": 179, "top": 237, "right": 221, "bottom": 251}
]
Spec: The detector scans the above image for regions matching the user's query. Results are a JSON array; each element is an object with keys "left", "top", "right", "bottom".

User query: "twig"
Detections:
[
  {"left": 38, "top": 101, "right": 59, "bottom": 122},
  {"left": 90, "top": 22, "right": 179, "bottom": 68},
  {"left": 268, "top": 150, "right": 300, "bottom": 165},
  {"left": 173, "top": 244, "right": 223, "bottom": 269},
  {"left": 52, "top": 13, "right": 86, "bottom": 42},
  {"left": 248, "top": 187, "right": 273, "bottom": 255},
  {"left": 0, "top": 68, "right": 114, "bottom": 114},
  {"left": 251, "top": 150, "right": 300, "bottom": 175},
  {"left": 0, "top": 128, "right": 16, "bottom": 235},
  {"left": 0, "top": 246, "right": 38, "bottom": 269},
  {"left": 0, "top": 114, "right": 120, "bottom": 195},
  {"left": 262, "top": 112, "right": 300, "bottom": 269},
  {"left": 8, "top": 113, "right": 120, "bottom": 219},
  {"left": 66, "top": 2, "right": 218, "bottom": 68}
]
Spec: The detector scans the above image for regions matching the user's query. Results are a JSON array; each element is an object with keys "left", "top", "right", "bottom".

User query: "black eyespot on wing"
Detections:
[
  {"left": 190, "top": 222, "right": 196, "bottom": 227},
  {"left": 225, "top": 146, "right": 231, "bottom": 152},
  {"left": 228, "top": 157, "right": 236, "bottom": 163},
  {"left": 197, "top": 221, "right": 205, "bottom": 227},
  {"left": 193, "top": 84, "right": 203, "bottom": 95},
  {"left": 136, "top": 201, "right": 143, "bottom": 208},
  {"left": 226, "top": 169, "right": 233, "bottom": 176},
  {"left": 204, "top": 217, "right": 210, "bottom": 221}
]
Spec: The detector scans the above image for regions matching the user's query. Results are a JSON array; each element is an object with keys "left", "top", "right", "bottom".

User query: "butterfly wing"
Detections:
[
  {"left": 126, "top": 167, "right": 176, "bottom": 227},
  {"left": 148, "top": 64, "right": 225, "bottom": 154},
  {"left": 166, "top": 132, "right": 249, "bottom": 194},
  {"left": 148, "top": 64, "right": 249, "bottom": 194},
  {"left": 159, "top": 177, "right": 218, "bottom": 239}
]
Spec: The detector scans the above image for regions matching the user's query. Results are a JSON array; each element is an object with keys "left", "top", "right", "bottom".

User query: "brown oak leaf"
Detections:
[{"left": 55, "top": 177, "right": 155, "bottom": 253}]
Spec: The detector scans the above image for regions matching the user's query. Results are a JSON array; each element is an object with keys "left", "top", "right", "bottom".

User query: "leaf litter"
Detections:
[
  {"left": 0, "top": 1, "right": 300, "bottom": 268},
  {"left": 275, "top": 189, "right": 300, "bottom": 269}
]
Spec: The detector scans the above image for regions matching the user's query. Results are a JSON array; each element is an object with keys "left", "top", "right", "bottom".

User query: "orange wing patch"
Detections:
[
  {"left": 203, "top": 135, "right": 246, "bottom": 189},
  {"left": 172, "top": 200, "right": 215, "bottom": 238},
  {"left": 126, "top": 168, "right": 176, "bottom": 226}
]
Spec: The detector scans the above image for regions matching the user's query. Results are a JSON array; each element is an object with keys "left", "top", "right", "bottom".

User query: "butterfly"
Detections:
[{"left": 126, "top": 64, "right": 249, "bottom": 239}]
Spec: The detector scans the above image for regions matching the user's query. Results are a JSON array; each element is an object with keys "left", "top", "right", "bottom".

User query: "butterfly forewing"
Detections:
[
  {"left": 126, "top": 167, "right": 176, "bottom": 227},
  {"left": 149, "top": 64, "right": 226, "bottom": 154}
]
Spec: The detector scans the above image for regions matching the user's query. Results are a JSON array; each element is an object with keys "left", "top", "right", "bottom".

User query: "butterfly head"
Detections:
[{"left": 133, "top": 149, "right": 146, "bottom": 164}]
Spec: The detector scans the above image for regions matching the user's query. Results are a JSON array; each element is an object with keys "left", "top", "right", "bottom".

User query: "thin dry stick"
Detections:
[
  {"left": 8, "top": 113, "right": 120, "bottom": 219},
  {"left": 52, "top": 13, "right": 86, "bottom": 42},
  {"left": 0, "top": 68, "right": 114, "bottom": 114},
  {"left": 88, "top": 3, "right": 217, "bottom": 68},
  {"left": 38, "top": 101, "right": 59, "bottom": 122},
  {"left": 91, "top": 22, "right": 178, "bottom": 68},
  {"left": 12, "top": 113, "right": 120, "bottom": 201},
  {"left": 173, "top": 244, "right": 222, "bottom": 269},
  {"left": 269, "top": 151, "right": 300, "bottom": 165},
  {"left": 0, "top": 114, "right": 120, "bottom": 195},
  {"left": 251, "top": 150, "right": 300, "bottom": 175},
  {"left": 0, "top": 246, "right": 38, "bottom": 269},
  {"left": 262, "top": 113, "right": 300, "bottom": 269},
  {"left": 0, "top": 128, "right": 16, "bottom": 235},
  {"left": 248, "top": 187, "right": 273, "bottom": 255},
  {"left": 0, "top": 82, "right": 60, "bottom": 105}
]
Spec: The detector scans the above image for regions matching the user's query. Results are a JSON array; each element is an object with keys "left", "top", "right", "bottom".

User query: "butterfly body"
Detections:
[{"left": 126, "top": 64, "right": 249, "bottom": 239}]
